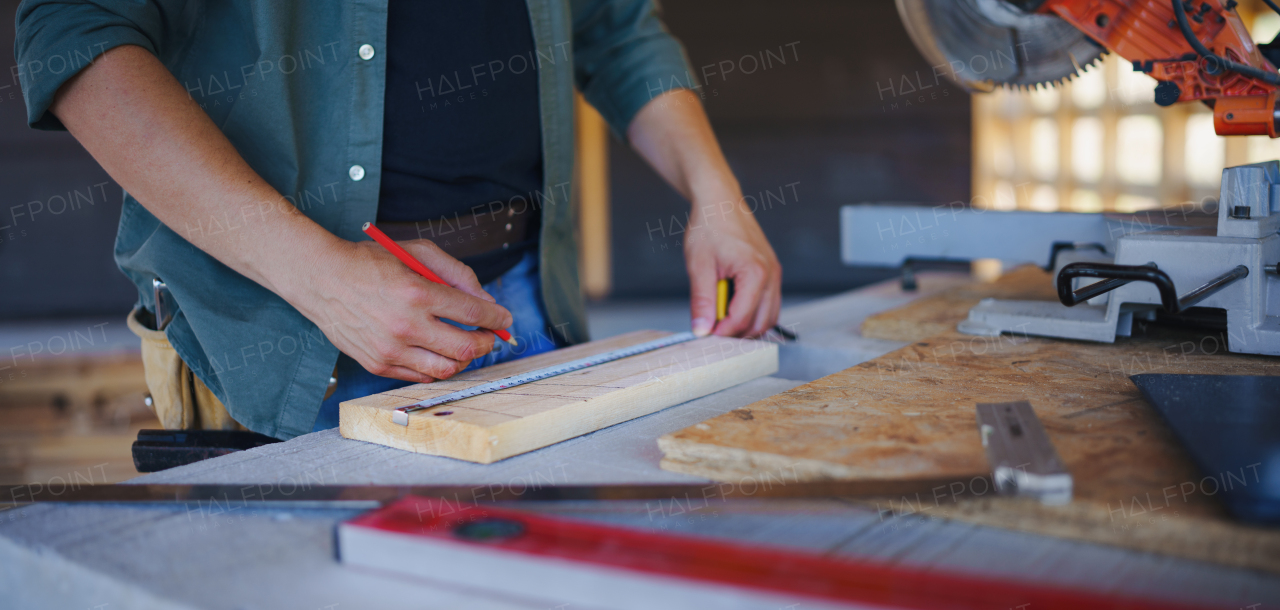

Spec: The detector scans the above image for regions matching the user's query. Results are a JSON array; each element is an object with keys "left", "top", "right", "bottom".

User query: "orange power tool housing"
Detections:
[{"left": 1040, "top": 0, "right": 1279, "bottom": 136}]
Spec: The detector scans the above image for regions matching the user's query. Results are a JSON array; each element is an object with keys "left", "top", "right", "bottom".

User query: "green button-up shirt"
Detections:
[{"left": 15, "top": 0, "right": 694, "bottom": 438}]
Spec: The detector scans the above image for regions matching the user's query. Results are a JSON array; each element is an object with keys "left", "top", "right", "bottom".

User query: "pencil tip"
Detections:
[{"left": 506, "top": 337, "right": 519, "bottom": 346}]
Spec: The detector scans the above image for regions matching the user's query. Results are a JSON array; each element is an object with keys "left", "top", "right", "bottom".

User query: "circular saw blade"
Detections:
[{"left": 896, "top": 0, "right": 1105, "bottom": 91}]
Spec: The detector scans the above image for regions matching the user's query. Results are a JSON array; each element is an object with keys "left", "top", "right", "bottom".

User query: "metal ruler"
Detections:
[
  {"left": 393, "top": 331, "right": 698, "bottom": 425},
  {"left": 6, "top": 405, "right": 1069, "bottom": 508},
  {"left": 5, "top": 476, "right": 992, "bottom": 509},
  {"left": 977, "top": 401, "right": 1073, "bottom": 505}
]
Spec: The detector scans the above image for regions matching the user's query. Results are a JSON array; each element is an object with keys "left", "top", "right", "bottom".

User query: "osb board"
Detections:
[
  {"left": 860, "top": 265, "right": 1058, "bottom": 341},
  {"left": 342, "top": 331, "right": 778, "bottom": 463},
  {"left": 661, "top": 325, "right": 1280, "bottom": 573}
]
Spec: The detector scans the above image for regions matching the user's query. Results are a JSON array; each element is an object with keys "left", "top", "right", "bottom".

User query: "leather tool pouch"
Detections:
[{"left": 127, "top": 307, "right": 244, "bottom": 431}]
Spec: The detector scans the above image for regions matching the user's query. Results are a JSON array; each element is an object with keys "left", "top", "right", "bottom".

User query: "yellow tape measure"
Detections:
[{"left": 716, "top": 279, "right": 730, "bottom": 321}]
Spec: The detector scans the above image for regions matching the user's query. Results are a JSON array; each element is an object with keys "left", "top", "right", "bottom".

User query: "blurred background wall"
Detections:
[
  {"left": 0, "top": 0, "right": 135, "bottom": 319},
  {"left": 606, "top": 0, "right": 971, "bottom": 297},
  {"left": 0, "top": 0, "right": 973, "bottom": 318},
  {"left": 10, "top": 1, "right": 1280, "bottom": 312}
]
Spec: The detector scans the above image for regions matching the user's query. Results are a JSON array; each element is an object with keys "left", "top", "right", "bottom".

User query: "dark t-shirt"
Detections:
[{"left": 378, "top": 0, "right": 543, "bottom": 284}]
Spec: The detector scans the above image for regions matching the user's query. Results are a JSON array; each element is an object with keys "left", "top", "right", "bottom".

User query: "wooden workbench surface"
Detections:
[
  {"left": 661, "top": 266, "right": 1280, "bottom": 573},
  {"left": 3, "top": 273, "right": 1276, "bottom": 609}
]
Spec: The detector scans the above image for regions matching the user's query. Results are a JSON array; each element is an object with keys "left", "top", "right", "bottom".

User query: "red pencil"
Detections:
[{"left": 362, "top": 222, "right": 518, "bottom": 346}]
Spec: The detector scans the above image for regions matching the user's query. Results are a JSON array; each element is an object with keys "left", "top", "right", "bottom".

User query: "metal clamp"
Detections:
[
  {"left": 1056, "top": 262, "right": 1249, "bottom": 314},
  {"left": 1044, "top": 241, "right": 1108, "bottom": 272}
]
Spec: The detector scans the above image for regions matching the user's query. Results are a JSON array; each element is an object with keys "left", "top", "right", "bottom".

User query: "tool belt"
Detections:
[
  {"left": 376, "top": 203, "right": 536, "bottom": 260},
  {"left": 128, "top": 307, "right": 245, "bottom": 430}
]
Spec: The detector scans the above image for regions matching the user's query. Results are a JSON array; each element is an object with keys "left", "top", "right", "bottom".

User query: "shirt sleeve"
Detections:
[
  {"left": 570, "top": 0, "right": 697, "bottom": 139},
  {"left": 14, "top": 0, "right": 180, "bottom": 130}
]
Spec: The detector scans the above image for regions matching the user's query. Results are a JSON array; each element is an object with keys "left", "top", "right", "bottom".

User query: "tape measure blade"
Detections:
[{"left": 395, "top": 332, "right": 697, "bottom": 424}]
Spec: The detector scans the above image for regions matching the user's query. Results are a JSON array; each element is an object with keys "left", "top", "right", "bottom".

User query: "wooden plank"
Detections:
[
  {"left": 575, "top": 93, "right": 611, "bottom": 299},
  {"left": 341, "top": 331, "right": 778, "bottom": 463},
  {"left": 0, "top": 353, "right": 147, "bottom": 412},
  {"left": 860, "top": 265, "right": 1058, "bottom": 341},
  {"left": 660, "top": 274, "right": 1280, "bottom": 574},
  {"left": 0, "top": 351, "right": 154, "bottom": 485}
]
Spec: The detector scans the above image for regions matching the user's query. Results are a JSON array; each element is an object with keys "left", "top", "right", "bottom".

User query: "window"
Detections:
[{"left": 971, "top": 2, "right": 1280, "bottom": 213}]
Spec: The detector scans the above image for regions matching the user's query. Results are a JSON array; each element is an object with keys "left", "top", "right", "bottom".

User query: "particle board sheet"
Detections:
[
  {"left": 860, "top": 265, "right": 1058, "bottom": 341},
  {"left": 341, "top": 330, "right": 778, "bottom": 463},
  {"left": 660, "top": 321, "right": 1280, "bottom": 573}
]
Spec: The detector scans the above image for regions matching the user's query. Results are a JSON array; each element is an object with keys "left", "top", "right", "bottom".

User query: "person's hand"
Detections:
[
  {"left": 684, "top": 194, "right": 782, "bottom": 338},
  {"left": 286, "top": 238, "right": 513, "bottom": 383},
  {"left": 622, "top": 89, "right": 781, "bottom": 339}
]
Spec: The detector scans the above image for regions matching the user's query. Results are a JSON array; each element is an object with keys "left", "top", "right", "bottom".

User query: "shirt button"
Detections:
[
  {"left": 349, "top": 165, "right": 365, "bottom": 181},
  {"left": 358, "top": 44, "right": 375, "bottom": 61},
  {"left": 505, "top": 223, "right": 512, "bottom": 231}
]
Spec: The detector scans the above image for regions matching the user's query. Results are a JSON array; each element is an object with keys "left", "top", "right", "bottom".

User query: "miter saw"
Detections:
[
  {"left": 958, "top": 162, "right": 1280, "bottom": 355},
  {"left": 890, "top": 0, "right": 1280, "bottom": 356},
  {"left": 898, "top": 0, "right": 1280, "bottom": 135}
]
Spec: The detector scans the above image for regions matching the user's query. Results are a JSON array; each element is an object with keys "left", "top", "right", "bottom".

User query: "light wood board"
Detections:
[
  {"left": 342, "top": 331, "right": 778, "bottom": 463},
  {"left": 0, "top": 353, "right": 154, "bottom": 485},
  {"left": 660, "top": 269, "right": 1280, "bottom": 573},
  {"left": 859, "top": 265, "right": 1058, "bottom": 341}
]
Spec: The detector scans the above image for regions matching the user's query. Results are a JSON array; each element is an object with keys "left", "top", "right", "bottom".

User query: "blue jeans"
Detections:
[{"left": 311, "top": 252, "right": 560, "bottom": 431}]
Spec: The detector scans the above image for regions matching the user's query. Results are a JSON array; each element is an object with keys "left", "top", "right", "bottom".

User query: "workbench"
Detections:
[{"left": 2, "top": 273, "right": 1276, "bottom": 609}]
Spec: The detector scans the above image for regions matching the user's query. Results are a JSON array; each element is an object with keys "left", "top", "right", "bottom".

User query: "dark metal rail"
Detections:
[{"left": 1057, "top": 263, "right": 1249, "bottom": 314}]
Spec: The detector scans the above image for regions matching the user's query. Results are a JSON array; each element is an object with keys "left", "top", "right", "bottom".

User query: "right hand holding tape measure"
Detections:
[{"left": 714, "top": 278, "right": 796, "bottom": 342}]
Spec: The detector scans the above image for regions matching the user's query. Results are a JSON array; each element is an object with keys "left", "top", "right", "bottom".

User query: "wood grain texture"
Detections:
[
  {"left": 341, "top": 331, "right": 778, "bottom": 463},
  {"left": 0, "top": 353, "right": 153, "bottom": 485},
  {"left": 661, "top": 272, "right": 1280, "bottom": 573},
  {"left": 860, "top": 265, "right": 1058, "bottom": 341}
]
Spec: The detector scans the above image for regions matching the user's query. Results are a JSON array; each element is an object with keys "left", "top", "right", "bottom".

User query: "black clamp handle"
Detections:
[{"left": 1057, "top": 262, "right": 1248, "bottom": 314}]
